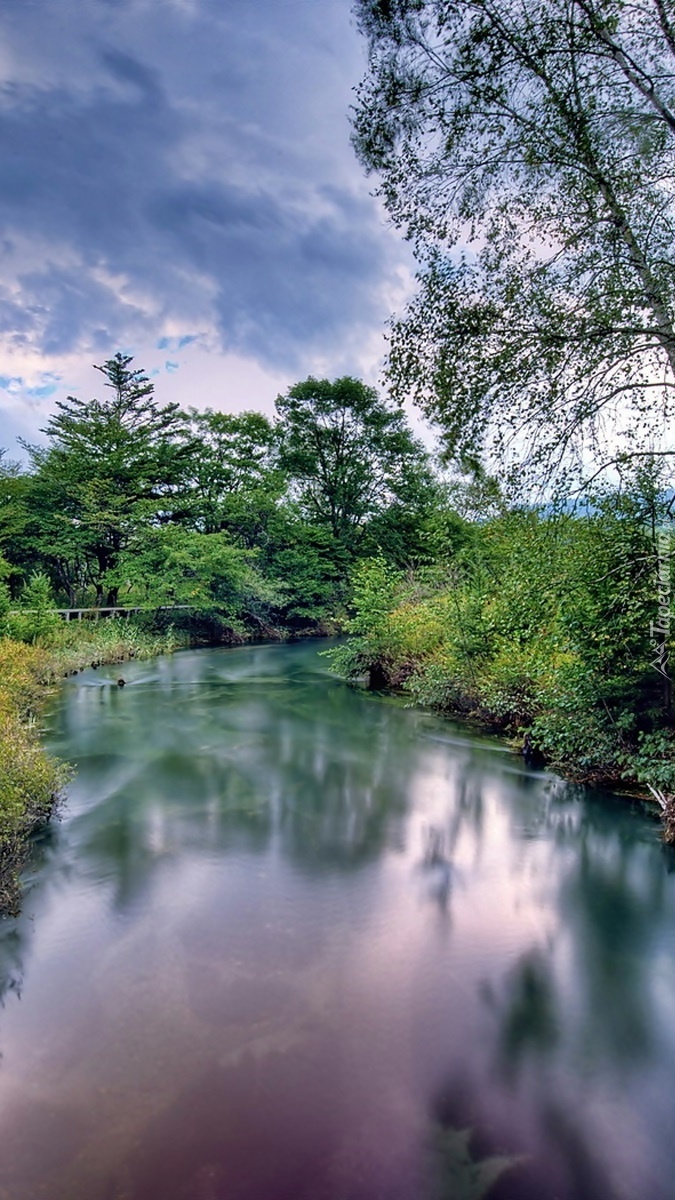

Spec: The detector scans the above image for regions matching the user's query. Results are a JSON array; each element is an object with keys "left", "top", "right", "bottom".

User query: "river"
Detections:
[{"left": 0, "top": 641, "right": 674, "bottom": 1200}]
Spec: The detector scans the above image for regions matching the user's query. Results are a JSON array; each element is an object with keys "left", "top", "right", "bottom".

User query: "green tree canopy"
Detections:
[
  {"left": 275, "top": 375, "right": 432, "bottom": 549},
  {"left": 186, "top": 409, "right": 284, "bottom": 544},
  {"left": 104, "top": 525, "right": 273, "bottom": 617}
]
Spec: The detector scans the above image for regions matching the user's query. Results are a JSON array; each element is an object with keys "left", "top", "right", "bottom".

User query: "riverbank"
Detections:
[
  {"left": 343, "top": 662, "right": 675, "bottom": 838},
  {"left": 327, "top": 557, "right": 675, "bottom": 842},
  {"left": 0, "top": 640, "right": 67, "bottom": 913}
]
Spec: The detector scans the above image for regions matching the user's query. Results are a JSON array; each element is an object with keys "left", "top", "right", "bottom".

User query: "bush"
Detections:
[
  {"left": 1, "top": 571, "right": 61, "bottom": 643},
  {"left": 330, "top": 502, "right": 675, "bottom": 792}
]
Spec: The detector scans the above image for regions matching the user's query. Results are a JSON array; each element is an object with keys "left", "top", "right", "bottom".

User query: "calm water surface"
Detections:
[{"left": 1, "top": 641, "right": 674, "bottom": 1200}]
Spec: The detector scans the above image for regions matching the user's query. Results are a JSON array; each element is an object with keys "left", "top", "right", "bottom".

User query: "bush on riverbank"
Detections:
[{"left": 329, "top": 499, "right": 675, "bottom": 800}]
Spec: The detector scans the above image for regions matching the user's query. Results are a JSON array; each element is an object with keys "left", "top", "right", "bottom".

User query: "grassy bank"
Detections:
[{"left": 0, "top": 639, "right": 69, "bottom": 913}]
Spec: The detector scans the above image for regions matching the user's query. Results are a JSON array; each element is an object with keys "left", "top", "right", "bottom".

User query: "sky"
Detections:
[{"left": 0, "top": 0, "right": 418, "bottom": 453}]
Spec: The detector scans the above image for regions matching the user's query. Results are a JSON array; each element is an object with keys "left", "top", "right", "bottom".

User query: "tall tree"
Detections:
[
  {"left": 353, "top": 0, "right": 675, "bottom": 489},
  {"left": 275, "top": 375, "right": 432, "bottom": 550},
  {"left": 186, "top": 409, "right": 284, "bottom": 544},
  {"left": 23, "top": 354, "right": 192, "bottom": 605}
]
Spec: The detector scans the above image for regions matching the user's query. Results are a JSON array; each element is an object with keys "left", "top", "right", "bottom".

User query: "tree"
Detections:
[
  {"left": 0, "top": 553, "right": 11, "bottom": 622},
  {"left": 186, "top": 409, "right": 285, "bottom": 544},
  {"left": 263, "top": 511, "right": 353, "bottom": 624},
  {"left": 275, "top": 375, "right": 433, "bottom": 550},
  {"left": 104, "top": 525, "right": 272, "bottom": 616},
  {"left": 353, "top": 0, "right": 675, "bottom": 489},
  {"left": 0, "top": 452, "right": 34, "bottom": 590},
  {"left": 22, "top": 354, "right": 193, "bottom": 605}
]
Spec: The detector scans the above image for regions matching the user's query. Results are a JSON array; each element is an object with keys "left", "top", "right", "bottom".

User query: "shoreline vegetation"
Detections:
[{"left": 326, "top": 538, "right": 675, "bottom": 846}]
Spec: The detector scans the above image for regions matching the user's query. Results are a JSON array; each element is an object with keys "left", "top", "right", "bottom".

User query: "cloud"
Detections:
[{"left": 0, "top": 0, "right": 414, "bottom": 437}]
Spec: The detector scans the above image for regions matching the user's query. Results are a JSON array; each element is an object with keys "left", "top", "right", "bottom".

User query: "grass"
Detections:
[{"left": 0, "top": 639, "right": 67, "bottom": 912}]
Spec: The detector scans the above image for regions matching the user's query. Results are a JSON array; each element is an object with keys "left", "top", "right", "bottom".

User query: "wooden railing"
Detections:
[{"left": 8, "top": 605, "right": 195, "bottom": 620}]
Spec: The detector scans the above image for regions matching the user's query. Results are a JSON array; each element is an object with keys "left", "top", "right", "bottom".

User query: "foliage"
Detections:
[
  {"left": 0, "top": 552, "right": 11, "bottom": 618},
  {"left": 330, "top": 490, "right": 675, "bottom": 790},
  {"left": 186, "top": 408, "right": 284, "bottom": 543},
  {"left": 20, "top": 353, "right": 194, "bottom": 605},
  {"left": 106, "top": 525, "right": 270, "bottom": 616},
  {"left": 628, "top": 730, "right": 675, "bottom": 793},
  {"left": 5, "top": 358, "right": 435, "bottom": 627},
  {"left": 2, "top": 570, "right": 61, "bottom": 643},
  {"left": 352, "top": 0, "right": 675, "bottom": 488},
  {"left": 263, "top": 515, "right": 351, "bottom": 624},
  {"left": 0, "top": 639, "right": 69, "bottom": 910},
  {"left": 42, "top": 615, "right": 186, "bottom": 673},
  {"left": 275, "top": 375, "right": 433, "bottom": 549},
  {"left": 327, "top": 556, "right": 405, "bottom": 680}
]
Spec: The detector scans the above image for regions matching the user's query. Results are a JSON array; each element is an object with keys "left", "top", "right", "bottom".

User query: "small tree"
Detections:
[{"left": 3, "top": 571, "right": 60, "bottom": 643}]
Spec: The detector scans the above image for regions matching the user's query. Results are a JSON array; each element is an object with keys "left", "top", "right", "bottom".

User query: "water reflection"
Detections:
[
  {"left": 482, "top": 948, "right": 560, "bottom": 1084},
  {"left": 0, "top": 642, "right": 674, "bottom": 1200},
  {"left": 0, "top": 925, "right": 23, "bottom": 1008},
  {"left": 429, "top": 1068, "right": 625, "bottom": 1200},
  {"left": 416, "top": 825, "right": 457, "bottom": 914},
  {"left": 48, "top": 647, "right": 422, "bottom": 911}
]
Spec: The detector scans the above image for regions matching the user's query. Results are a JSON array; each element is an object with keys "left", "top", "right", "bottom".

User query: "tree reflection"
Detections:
[
  {"left": 0, "top": 922, "right": 24, "bottom": 1008},
  {"left": 427, "top": 1069, "right": 623, "bottom": 1200},
  {"left": 556, "top": 826, "right": 664, "bottom": 1070},
  {"left": 43, "top": 648, "right": 426, "bottom": 911},
  {"left": 0, "top": 819, "right": 63, "bottom": 1008},
  {"left": 416, "top": 825, "right": 456, "bottom": 914},
  {"left": 480, "top": 949, "right": 559, "bottom": 1085}
]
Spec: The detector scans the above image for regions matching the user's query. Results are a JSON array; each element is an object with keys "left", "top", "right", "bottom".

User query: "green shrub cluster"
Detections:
[{"left": 330, "top": 498, "right": 674, "bottom": 791}]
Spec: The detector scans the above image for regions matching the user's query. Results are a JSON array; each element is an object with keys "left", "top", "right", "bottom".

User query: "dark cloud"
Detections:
[
  {"left": 99, "top": 47, "right": 164, "bottom": 109},
  {"left": 0, "top": 0, "right": 409, "bottom": 379}
]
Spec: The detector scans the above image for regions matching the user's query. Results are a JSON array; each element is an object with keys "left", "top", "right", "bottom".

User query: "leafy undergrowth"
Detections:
[{"left": 328, "top": 517, "right": 675, "bottom": 824}]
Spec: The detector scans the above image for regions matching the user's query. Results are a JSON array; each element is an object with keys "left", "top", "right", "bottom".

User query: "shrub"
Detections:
[{"left": 2, "top": 571, "right": 61, "bottom": 643}]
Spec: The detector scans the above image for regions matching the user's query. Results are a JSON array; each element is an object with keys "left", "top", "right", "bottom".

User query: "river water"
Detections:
[{"left": 0, "top": 641, "right": 674, "bottom": 1200}]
